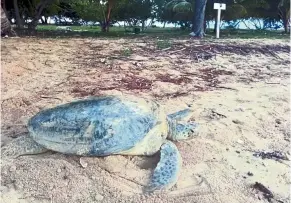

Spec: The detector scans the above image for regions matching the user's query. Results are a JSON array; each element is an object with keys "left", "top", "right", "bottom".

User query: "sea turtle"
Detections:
[{"left": 2, "top": 95, "right": 199, "bottom": 191}]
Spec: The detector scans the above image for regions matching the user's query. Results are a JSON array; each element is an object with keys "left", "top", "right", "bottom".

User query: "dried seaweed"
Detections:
[
  {"left": 155, "top": 74, "right": 192, "bottom": 85},
  {"left": 253, "top": 150, "right": 289, "bottom": 161}
]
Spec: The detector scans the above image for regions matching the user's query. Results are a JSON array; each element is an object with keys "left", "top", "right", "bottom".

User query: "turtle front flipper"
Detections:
[
  {"left": 167, "top": 108, "right": 192, "bottom": 121},
  {"left": 1, "top": 135, "right": 48, "bottom": 159},
  {"left": 147, "top": 141, "right": 182, "bottom": 191}
]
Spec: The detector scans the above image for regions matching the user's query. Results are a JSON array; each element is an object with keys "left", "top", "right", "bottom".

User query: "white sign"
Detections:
[
  {"left": 213, "top": 3, "right": 226, "bottom": 38},
  {"left": 214, "top": 3, "right": 226, "bottom": 10}
]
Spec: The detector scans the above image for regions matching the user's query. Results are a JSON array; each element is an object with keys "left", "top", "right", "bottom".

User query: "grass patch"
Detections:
[
  {"left": 120, "top": 47, "right": 133, "bottom": 56},
  {"left": 13, "top": 24, "right": 288, "bottom": 40},
  {"left": 212, "top": 29, "right": 289, "bottom": 39}
]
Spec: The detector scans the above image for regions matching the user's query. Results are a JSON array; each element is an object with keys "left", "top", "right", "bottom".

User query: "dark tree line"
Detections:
[{"left": 1, "top": 0, "right": 290, "bottom": 36}]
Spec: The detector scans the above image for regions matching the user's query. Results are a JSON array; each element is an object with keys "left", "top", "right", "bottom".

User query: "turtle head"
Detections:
[{"left": 166, "top": 108, "right": 199, "bottom": 141}]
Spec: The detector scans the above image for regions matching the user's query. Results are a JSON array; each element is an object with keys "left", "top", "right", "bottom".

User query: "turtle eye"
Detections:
[{"left": 186, "top": 129, "right": 193, "bottom": 137}]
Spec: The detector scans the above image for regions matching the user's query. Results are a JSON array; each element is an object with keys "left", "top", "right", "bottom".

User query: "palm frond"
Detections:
[
  {"left": 173, "top": 2, "right": 192, "bottom": 13},
  {"left": 229, "top": 4, "right": 248, "bottom": 17}
]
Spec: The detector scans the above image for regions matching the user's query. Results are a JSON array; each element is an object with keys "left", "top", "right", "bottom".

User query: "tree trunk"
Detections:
[
  {"left": 1, "top": 6, "right": 16, "bottom": 36},
  {"left": 278, "top": 1, "right": 290, "bottom": 33},
  {"left": 1, "top": 0, "right": 10, "bottom": 21},
  {"left": 101, "top": 21, "right": 108, "bottom": 32},
  {"left": 40, "top": 17, "right": 45, "bottom": 24},
  {"left": 100, "top": 0, "right": 113, "bottom": 32},
  {"left": 283, "top": 18, "right": 289, "bottom": 33},
  {"left": 190, "top": 0, "right": 207, "bottom": 38},
  {"left": 40, "top": 16, "right": 48, "bottom": 24},
  {"left": 148, "top": 18, "right": 154, "bottom": 27},
  {"left": 213, "top": 17, "right": 217, "bottom": 33},
  {"left": 204, "top": 19, "right": 207, "bottom": 33},
  {"left": 28, "top": 0, "right": 55, "bottom": 30},
  {"left": 280, "top": 11, "right": 290, "bottom": 33},
  {"left": 13, "top": 0, "right": 24, "bottom": 28},
  {"left": 141, "top": 20, "right": 145, "bottom": 31}
]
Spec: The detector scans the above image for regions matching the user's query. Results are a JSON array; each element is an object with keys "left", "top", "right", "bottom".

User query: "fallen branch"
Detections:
[
  {"left": 161, "top": 47, "right": 172, "bottom": 51},
  {"left": 168, "top": 48, "right": 186, "bottom": 55},
  {"left": 40, "top": 95, "right": 62, "bottom": 101},
  {"left": 265, "top": 82, "right": 281, "bottom": 84},
  {"left": 211, "top": 109, "right": 227, "bottom": 118},
  {"left": 216, "top": 86, "right": 238, "bottom": 91}
]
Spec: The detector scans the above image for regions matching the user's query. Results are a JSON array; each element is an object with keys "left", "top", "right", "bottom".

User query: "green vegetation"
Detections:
[{"left": 156, "top": 39, "right": 172, "bottom": 49}]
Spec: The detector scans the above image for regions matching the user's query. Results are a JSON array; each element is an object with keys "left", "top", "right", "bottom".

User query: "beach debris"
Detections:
[
  {"left": 208, "top": 109, "right": 227, "bottom": 119},
  {"left": 94, "top": 194, "right": 104, "bottom": 201},
  {"left": 252, "top": 182, "right": 274, "bottom": 202},
  {"left": 232, "top": 119, "right": 244, "bottom": 125},
  {"left": 236, "top": 139, "right": 244, "bottom": 144},
  {"left": 275, "top": 119, "right": 282, "bottom": 124},
  {"left": 247, "top": 172, "right": 253, "bottom": 176},
  {"left": 9, "top": 165, "right": 16, "bottom": 172},
  {"left": 80, "top": 157, "right": 88, "bottom": 168}
]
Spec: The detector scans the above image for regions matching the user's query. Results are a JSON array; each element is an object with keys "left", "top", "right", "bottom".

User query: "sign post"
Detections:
[{"left": 213, "top": 3, "right": 226, "bottom": 38}]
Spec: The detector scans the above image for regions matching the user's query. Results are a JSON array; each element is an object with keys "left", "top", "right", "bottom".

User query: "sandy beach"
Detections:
[{"left": 1, "top": 37, "right": 290, "bottom": 203}]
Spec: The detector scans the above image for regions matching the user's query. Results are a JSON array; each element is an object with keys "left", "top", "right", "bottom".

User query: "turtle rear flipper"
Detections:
[
  {"left": 147, "top": 141, "right": 182, "bottom": 191},
  {"left": 1, "top": 135, "right": 48, "bottom": 159}
]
